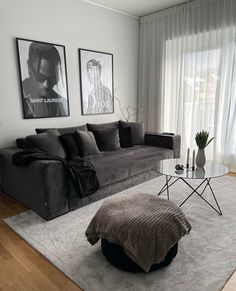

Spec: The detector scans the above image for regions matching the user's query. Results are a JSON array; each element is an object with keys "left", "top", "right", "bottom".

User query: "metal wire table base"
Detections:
[{"left": 158, "top": 176, "right": 222, "bottom": 215}]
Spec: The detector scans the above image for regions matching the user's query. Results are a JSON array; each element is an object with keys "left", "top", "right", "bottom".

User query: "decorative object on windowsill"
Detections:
[
  {"left": 192, "top": 149, "right": 195, "bottom": 171},
  {"left": 195, "top": 130, "right": 214, "bottom": 168},
  {"left": 186, "top": 147, "right": 190, "bottom": 169}
]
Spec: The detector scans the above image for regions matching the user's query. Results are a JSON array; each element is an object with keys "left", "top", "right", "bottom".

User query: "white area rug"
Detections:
[{"left": 4, "top": 175, "right": 236, "bottom": 291}]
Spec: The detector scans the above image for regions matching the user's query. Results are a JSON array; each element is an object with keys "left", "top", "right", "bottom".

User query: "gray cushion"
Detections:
[
  {"left": 92, "top": 128, "right": 120, "bottom": 151},
  {"left": 87, "top": 121, "right": 119, "bottom": 132},
  {"left": 119, "top": 121, "right": 144, "bottom": 145},
  {"left": 16, "top": 137, "right": 35, "bottom": 149},
  {"left": 119, "top": 126, "right": 133, "bottom": 148},
  {"left": 59, "top": 133, "right": 80, "bottom": 160},
  {"left": 27, "top": 129, "right": 66, "bottom": 158},
  {"left": 35, "top": 124, "right": 87, "bottom": 134},
  {"left": 75, "top": 130, "right": 100, "bottom": 157}
]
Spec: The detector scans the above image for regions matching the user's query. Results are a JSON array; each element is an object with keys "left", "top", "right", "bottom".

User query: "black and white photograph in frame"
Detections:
[
  {"left": 79, "top": 49, "right": 114, "bottom": 115},
  {"left": 16, "top": 38, "right": 69, "bottom": 119}
]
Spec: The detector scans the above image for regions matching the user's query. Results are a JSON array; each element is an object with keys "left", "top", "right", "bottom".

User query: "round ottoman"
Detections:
[
  {"left": 101, "top": 239, "right": 178, "bottom": 272},
  {"left": 86, "top": 193, "right": 191, "bottom": 273}
]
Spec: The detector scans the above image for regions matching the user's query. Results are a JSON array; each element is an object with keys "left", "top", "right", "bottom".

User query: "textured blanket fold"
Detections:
[
  {"left": 86, "top": 193, "right": 191, "bottom": 272},
  {"left": 12, "top": 149, "right": 99, "bottom": 198}
]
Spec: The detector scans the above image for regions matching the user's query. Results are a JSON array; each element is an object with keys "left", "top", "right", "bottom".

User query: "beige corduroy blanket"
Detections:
[{"left": 86, "top": 193, "right": 191, "bottom": 272}]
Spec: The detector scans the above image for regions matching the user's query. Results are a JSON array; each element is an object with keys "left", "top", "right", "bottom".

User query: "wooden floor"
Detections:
[
  {"left": 0, "top": 173, "right": 236, "bottom": 291},
  {"left": 0, "top": 192, "right": 82, "bottom": 291}
]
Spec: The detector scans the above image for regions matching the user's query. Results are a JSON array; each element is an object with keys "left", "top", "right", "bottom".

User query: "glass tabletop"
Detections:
[{"left": 156, "top": 159, "right": 229, "bottom": 179}]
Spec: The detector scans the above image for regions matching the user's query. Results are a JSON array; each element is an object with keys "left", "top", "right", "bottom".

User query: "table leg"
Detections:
[
  {"left": 179, "top": 178, "right": 222, "bottom": 215},
  {"left": 178, "top": 178, "right": 207, "bottom": 207},
  {"left": 166, "top": 175, "right": 170, "bottom": 200},
  {"left": 158, "top": 176, "right": 180, "bottom": 196},
  {"left": 199, "top": 181, "right": 208, "bottom": 196},
  {"left": 201, "top": 179, "right": 222, "bottom": 215}
]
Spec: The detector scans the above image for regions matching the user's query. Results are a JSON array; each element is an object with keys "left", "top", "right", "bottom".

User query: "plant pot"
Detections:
[{"left": 196, "top": 149, "right": 206, "bottom": 168}]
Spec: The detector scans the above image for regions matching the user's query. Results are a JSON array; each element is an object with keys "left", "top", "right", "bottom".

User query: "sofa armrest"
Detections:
[
  {"left": 0, "top": 147, "right": 69, "bottom": 220},
  {"left": 145, "top": 133, "right": 181, "bottom": 158}
]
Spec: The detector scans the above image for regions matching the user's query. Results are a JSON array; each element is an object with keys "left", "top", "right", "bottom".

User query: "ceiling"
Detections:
[{"left": 83, "top": 0, "right": 191, "bottom": 17}]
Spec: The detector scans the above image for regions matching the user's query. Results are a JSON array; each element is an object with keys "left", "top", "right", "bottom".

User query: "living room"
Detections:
[{"left": 0, "top": 0, "right": 235, "bottom": 290}]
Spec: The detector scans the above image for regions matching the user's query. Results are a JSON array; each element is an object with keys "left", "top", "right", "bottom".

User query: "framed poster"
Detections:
[
  {"left": 16, "top": 38, "right": 70, "bottom": 119},
  {"left": 79, "top": 48, "right": 114, "bottom": 115}
]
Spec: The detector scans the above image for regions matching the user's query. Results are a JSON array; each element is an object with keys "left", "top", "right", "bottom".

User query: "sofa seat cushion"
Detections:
[{"left": 86, "top": 145, "right": 173, "bottom": 187}]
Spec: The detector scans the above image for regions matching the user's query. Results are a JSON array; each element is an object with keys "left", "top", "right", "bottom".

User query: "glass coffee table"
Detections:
[{"left": 156, "top": 159, "right": 229, "bottom": 215}]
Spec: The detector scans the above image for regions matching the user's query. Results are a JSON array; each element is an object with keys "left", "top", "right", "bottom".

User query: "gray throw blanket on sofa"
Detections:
[
  {"left": 86, "top": 193, "right": 191, "bottom": 272},
  {"left": 12, "top": 149, "right": 99, "bottom": 198}
]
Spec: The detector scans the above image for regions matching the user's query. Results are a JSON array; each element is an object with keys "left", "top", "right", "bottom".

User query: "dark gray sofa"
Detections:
[{"left": 0, "top": 124, "right": 180, "bottom": 220}]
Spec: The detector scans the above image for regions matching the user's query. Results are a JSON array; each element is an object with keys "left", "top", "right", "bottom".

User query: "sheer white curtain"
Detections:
[{"left": 138, "top": 0, "right": 236, "bottom": 170}]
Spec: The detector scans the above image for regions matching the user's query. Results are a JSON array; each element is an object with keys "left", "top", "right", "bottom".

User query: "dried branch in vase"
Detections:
[{"left": 114, "top": 96, "right": 144, "bottom": 122}]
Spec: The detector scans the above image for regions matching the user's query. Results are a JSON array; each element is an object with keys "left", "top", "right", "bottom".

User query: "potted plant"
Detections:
[{"left": 195, "top": 130, "right": 214, "bottom": 168}]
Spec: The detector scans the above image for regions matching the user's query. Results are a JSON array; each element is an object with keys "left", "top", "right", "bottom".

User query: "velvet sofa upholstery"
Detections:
[{"left": 0, "top": 131, "right": 181, "bottom": 220}]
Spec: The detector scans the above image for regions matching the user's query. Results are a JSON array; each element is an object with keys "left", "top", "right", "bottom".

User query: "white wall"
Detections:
[{"left": 0, "top": 0, "right": 139, "bottom": 147}]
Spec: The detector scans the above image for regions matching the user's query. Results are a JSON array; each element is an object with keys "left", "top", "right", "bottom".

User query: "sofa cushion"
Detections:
[
  {"left": 119, "top": 126, "right": 133, "bottom": 148},
  {"left": 92, "top": 128, "right": 120, "bottom": 151},
  {"left": 59, "top": 133, "right": 80, "bottom": 160},
  {"left": 86, "top": 145, "right": 173, "bottom": 187},
  {"left": 87, "top": 121, "right": 119, "bottom": 132},
  {"left": 75, "top": 130, "right": 100, "bottom": 157},
  {"left": 27, "top": 129, "right": 66, "bottom": 158},
  {"left": 119, "top": 121, "right": 144, "bottom": 145},
  {"left": 16, "top": 137, "right": 36, "bottom": 149},
  {"left": 36, "top": 124, "right": 87, "bottom": 134}
]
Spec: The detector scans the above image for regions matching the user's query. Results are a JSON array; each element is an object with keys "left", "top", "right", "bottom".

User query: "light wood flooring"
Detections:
[
  {"left": 0, "top": 192, "right": 82, "bottom": 291},
  {"left": 0, "top": 173, "right": 236, "bottom": 291}
]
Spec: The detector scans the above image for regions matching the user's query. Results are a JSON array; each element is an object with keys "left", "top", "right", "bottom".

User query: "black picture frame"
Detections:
[
  {"left": 79, "top": 48, "right": 114, "bottom": 115},
  {"left": 16, "top": 37, "right": 70, "bottom": 119}
]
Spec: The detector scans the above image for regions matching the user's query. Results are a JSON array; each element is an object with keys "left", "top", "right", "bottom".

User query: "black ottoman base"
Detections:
[{"left": 101, "top": 239, "right": 178, "bottom": 273}]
